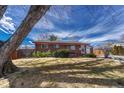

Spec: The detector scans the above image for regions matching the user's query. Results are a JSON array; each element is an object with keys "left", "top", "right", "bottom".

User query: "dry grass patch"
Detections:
[{"left": 0, "top": 58, "right": 124, "bottom": 88}]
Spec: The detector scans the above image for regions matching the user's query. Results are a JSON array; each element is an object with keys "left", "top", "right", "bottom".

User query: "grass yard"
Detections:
[{"left": 0, "top": 58, "right": 124, "bottom": 88}]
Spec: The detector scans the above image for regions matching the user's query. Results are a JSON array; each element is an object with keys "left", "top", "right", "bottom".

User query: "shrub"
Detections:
[
  {"left": 81, "top": 53, "right": 96, "bottom": 58},
  {"left": 32, "top": 51, "right": 52, "bottom": 57},
  {"left": 32, "top": 51, "right": 41, "bottom": 57},
  {"left": 40, "top": 51, "right": 52, "bottom": 57},
  {"left": 53, "top": 49, "right": 70, "bottom": 58},
  {"left": 32, "top": 52, "right": 36, "bottom": 57}
]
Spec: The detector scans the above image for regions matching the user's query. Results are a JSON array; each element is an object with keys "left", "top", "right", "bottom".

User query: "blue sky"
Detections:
[{"left": 0, "top": 5, "right": 124, "bottom": 48}]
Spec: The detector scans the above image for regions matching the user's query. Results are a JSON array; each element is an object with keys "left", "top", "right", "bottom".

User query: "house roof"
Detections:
[
  {"left": 93, "top": 48, "right": 104, "bottom": 50},
  {"left": 33, "top": 40, "right": 89, "bottom": 45}
]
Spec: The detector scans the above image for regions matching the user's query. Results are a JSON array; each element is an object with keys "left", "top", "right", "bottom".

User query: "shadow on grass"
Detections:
[{"left": 5, "top": 59, "right": 124, "bottom": 88}]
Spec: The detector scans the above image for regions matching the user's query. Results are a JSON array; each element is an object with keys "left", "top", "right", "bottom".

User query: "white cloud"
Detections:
[
  {"left": 79, "top": 24, "right": 124, "bottom": 43},
  {"left": 28, "top": 33, "right": 41, "bottom": 41},
  {"left": 19, "top": 44, "right": 35, "bottom": 49},
  {"left": 34, "top": 17, "right": 55, "bottom": 30},
  {"left": 51, "top": 31, "right": 72, "bottom": 38},
  {"left": 0, "top": 28, "right": 9, "bottom": 34},
  {"left": 0, "top": 15, "right": 15, "bottom": 34},
  {"left": 67, "top": 8, "right": 124, "bottom": 43},
  {"left": 28, "top": 6, "right": 124, "bottom": 44},
  {"left": 28, "top": 32, "right": 50, "bottom": 41},
  {"left": 48, "top": 6, "right": 71, "bottom": 20},
  {"left": 68, "top": 24, "right": 104, "bottom": 38},
  {"left": 28, "top": 41, "right": 34, "bottom": 45}
]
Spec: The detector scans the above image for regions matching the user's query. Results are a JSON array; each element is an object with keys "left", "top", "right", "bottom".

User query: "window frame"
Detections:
[
  {"left": 70, "top": 45, "right": 76, "bottom": 50},
  {"left": 41, "top": 44, "right": 48, "bottom": 49}
]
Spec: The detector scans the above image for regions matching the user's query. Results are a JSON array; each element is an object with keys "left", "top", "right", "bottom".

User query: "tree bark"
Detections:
[
  {"left": 0, "top": 6, "right": 9, "bottom": 77},
  {"left": 0, "top": 6, "right": 7, "bottom": 19},
  {"left": 0, "top": 6, "right": 17, "bottom": 77},
  {"left": 2, "top": 57, "right": 18, "bottom": 75},
  {"left": 0, "top": 41, "right": 18, "bottom": 77},
  {"left": 0, "top": 5, "right": 51, "bottom": 77}
]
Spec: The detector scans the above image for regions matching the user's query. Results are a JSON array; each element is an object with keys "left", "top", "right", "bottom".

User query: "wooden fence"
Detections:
[{"left": 11, "top": 49, "right": 34, "bottom": 59}]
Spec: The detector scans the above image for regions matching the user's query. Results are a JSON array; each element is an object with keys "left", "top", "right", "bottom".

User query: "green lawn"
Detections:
[{"left": 0, "top": 58, "right": 124, "bottom": 88}]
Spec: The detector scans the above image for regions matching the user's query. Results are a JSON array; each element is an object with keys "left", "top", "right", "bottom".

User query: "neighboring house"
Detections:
[
  {"left": 33, "top": 41, "right": 93, "bottom": 57},
  {"left": 93, "top": 48, "right": 105, "bottom": 57}
]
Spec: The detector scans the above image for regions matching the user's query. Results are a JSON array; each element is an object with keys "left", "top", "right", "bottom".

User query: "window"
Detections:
[
  {"left": 51, "top": 44, "right": 59, "bottom": 48},
  {"left": 41, "top": 44, "right": 48, "bottom": 49},
  {"left": 66, "top": 46, "right": 70, "bottom": 49},
  {"left": 56, "top": 44, "right": 59, "bottom": 48},
  {"left": 51, "top": 45, "right": 56, "bottom": 48},
  {"left": 70, "top": 45, "right": 76, "bottom": 50},
  {"left": 67, "top": 45, "right": 76, "bottom": 50}
]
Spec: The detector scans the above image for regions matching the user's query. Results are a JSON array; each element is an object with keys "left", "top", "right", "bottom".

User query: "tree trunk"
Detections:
[
  {"left": 0, "top": 55, "right": 19, "bottom": 77},
  {"left": 0, "top": 41, "right": 18, "bottom": 77},
  {"left": 2, "top": 58, "right": 18, "bottom": 75},
  {"left": 0, "top": 6, "right": 13, "bottom": 77},
  {"left": 0, "top": 5, "right": 51, "bottom": 77}
]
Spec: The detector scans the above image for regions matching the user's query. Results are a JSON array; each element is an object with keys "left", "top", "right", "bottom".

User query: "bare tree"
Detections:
[
  {"left": 0, "top": 5, "right": 51, "bottom": 77},
  {"left": 49, "top": 34, "right": 58, "bottom": 41}
]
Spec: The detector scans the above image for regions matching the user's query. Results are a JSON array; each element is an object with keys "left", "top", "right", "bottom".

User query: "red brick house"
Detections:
[{"left": 33, "top": 41, "right": 93, "bottom": 57}]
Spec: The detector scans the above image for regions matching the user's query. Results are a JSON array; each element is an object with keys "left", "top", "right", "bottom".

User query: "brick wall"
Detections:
[{"left": 35, "top": 42, "right": 87, "bottom": 57}]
